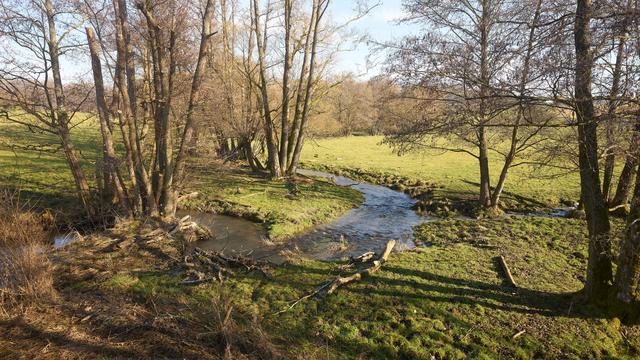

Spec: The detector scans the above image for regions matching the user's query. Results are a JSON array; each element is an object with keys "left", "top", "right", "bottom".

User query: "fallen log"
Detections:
[
  {"left": 321, "top": 240, "right": 396, "bottom": 296},
  {"left": 497, "top": 255, "right": 517, "bottom": 288}
]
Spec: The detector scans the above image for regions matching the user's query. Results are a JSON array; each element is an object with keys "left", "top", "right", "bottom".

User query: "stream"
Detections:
[
  {"left": 179, "top": 169, "right": 434, "bottom": 263},
  {"left": 52, "top": 169, "right": 576, "bottom": 263}
]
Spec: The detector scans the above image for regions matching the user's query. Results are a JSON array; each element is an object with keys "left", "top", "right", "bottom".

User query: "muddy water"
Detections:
[
  {"left": 182, "top": 169, "right": 434, "bottom": 263},
  {"left": 176, "top": 211, "right": 285, "bottom": 262}
]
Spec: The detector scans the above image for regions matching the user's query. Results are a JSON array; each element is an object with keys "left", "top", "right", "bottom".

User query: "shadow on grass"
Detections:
[
  {"left": 359, "top": 265, "right": 599, "bottom": 319},
  {"left": 0, "top": 316, "right": 141, "bottom": 358},
  {"left": 461, "top": 179, "right": 550, "bottom": 209},
  {"left": 274, "top": 260, "right": 601, "bottom": 321}
]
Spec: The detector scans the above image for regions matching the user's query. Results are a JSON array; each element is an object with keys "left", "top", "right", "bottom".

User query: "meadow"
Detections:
[
  {"left": 2, "top": 125, "right": 638, "bottom": 359},
  {"left": 301, "top": 136, "right": 581, "bottom": 209}
]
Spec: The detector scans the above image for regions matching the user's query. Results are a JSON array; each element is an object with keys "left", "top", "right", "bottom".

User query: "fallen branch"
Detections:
[
  {"left": 182, "top": 247, "right": 268, "bottom": 284},
  {"left": 275, "top": 240, "right": 396, "bottom": 314},
  {"left": 321, "top": 240, "right": 396, "bottom": 296},
  {"left": 497, "top": 255, "right": 517, "bottom": 288}
]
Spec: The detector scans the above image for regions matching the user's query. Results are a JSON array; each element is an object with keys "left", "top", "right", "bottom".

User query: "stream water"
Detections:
[{"left": 179, "top": 169, "right": 434, "bottom": 263}]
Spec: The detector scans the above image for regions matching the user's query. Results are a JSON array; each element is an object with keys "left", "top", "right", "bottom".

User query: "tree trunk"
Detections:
[
  {"left": 168, "top": 0, "right": 215, "bottom": 216},
  {"left": 252, "top": 0, "right": 281, "bottom": 178},
  {"left": 478, "top": 127, "right": 492, "bottom": 208},
  {"left": 114, "top": 0, "right": 156, "bottom": 216},
  {"left": 602, "top": 19, "right": 629, "bottom": 202},
  {"left": 45, "top": 0, "right": 93, "bottom": 216},
  {"left": 477, "top": 0, "right": 492, "bottom": 209},
  {"left": 574, "top": 0, "right": 613, "bottom": 302},
  {"left": 614, "top": 163, "right": 640, "bottom": 318},
  {"left": 86, "top": 26, "right": 129, "bottom": 212},
  {"left": 286, "top": 5, "right": 315, "bottom": 168},
  {"left": 289, "top": 0, "right": 328, "bottom": 175},
  {"left": 279, "top": 0, "right": 293, "bottom": 174},
  {"left": 490, "top": 0, "right": 542, "bottom": 209},
  {"left": 612, "top": 134, "right": 639, "bottom": 208}
]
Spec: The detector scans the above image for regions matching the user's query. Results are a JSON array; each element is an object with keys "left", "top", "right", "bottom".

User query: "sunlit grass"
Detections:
[{"left": 301, "top": 136, "right": 580, "bottom": 207}]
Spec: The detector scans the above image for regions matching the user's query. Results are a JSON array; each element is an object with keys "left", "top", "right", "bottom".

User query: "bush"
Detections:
[{"left": 0, "top": 190, "right": 55, "bottom": 313}]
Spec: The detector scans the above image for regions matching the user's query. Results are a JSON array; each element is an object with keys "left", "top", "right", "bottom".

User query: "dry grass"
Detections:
[{"left": 0, "top": 190, "right": 56, "bottom": 314}]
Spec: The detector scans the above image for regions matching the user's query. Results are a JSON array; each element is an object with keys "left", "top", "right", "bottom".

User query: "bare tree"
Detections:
[
  {"left": 0, "top": 0, "right": 94, "bottom": 215},
  {"left": 384, "top": 0, "right": 557, "bottom": 211},
  {"left": 251, "top": 0, "right": 331, "bottom": 178}
]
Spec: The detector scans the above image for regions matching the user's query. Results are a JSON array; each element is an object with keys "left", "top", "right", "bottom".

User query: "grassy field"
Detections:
[
  {"left": 301, "top": 136, "right": 581, "bottom": 209},
  {"left": 0, "top": 119, "right": 101, "bottom": 209}
]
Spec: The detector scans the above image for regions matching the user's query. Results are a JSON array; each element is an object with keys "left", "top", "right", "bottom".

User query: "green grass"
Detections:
[
  {"left": 102, "top": 217, "right": 638, "bottom": 359},
  {"left": 182, "top": 161, "right": 363, "bottom": 240},
  {"left": 301, "top": 136, "right": 580, "bottom": 208},
  {"left": 0, "top": 117, "right": 101, "bottom": 208}
]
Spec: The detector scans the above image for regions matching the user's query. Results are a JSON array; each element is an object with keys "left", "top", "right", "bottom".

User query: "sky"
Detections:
[
  {"left": 59, "top": 0, "right": 418, "bottom": 82},
  {"left": 327, "top": 0, "right": 418, "bottom": 78}
]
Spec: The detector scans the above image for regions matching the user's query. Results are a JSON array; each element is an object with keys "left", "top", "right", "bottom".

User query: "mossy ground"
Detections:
[{"left": 32, "top": 216, "right": 633, "bottom": 359}]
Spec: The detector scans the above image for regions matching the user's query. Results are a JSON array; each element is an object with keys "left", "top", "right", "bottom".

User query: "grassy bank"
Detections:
[
  {"left": 4, "top": 216, "right": 636, "bottom": 359},
  {"left": 181, "top": 160, "right": 363, "bottom": 240},
  {"left": 301, "top": 136, "right": 580, "bottom": 210}
]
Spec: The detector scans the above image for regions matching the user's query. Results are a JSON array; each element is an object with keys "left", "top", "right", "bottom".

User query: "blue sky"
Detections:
[
  {"left": 328, "top": 0, "right": 418, "bottom": 78},
  {"left": 60, "top": 0, "right": 417, "bottom": 82}
]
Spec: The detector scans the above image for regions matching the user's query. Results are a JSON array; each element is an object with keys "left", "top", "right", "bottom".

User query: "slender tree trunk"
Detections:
[
  {"left": 574, "top": 0, "right": 613, "bottom": 302},
  {"left": 605, "top": 0, "right": 633, "bottom": 205},
  {"left": 286, "top": 7, "right": 314, "bottom": 168},
  {"left": 612, "top": 131, "right": 639, "bottom": 207},
  {"left": 114, "top": 0, "right": 157, "bottom": 215},
  {"left": 490, "top": 0, "right": 542, "bottom": 209},
  {"left": 44, "top": 0, "right": 93, "bottom": 215},
  {"left": 477, "top": 0, "right": 492, "bottom": 208},
  {"left": 615, "top": 114, "right": 640, "bottom": 318},
  {"left": 289, "top": 0, "right": 328, "bottom": 174},
  {"left": 252, "top": 0, "right": 280, "bottom": 178},
  {"left": 86, "top": 27, "right": 129, "bottom": 212},
  {"left": 169, "top": 0, "right": 215, "bottom": 216},
  {"left": 279, "top": 0, "right": 293, "bottom": 174},
  {"left": 602, "top": 25, "right": 629, "bottom": 201},
  {"left": 478, "top": 128, "right": 492, "bottom": 208}
]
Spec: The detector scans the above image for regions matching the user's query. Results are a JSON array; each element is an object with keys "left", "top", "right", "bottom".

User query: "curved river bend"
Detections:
[{"left": 180, "top": 169, "right": 435, "bottom": 263}]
